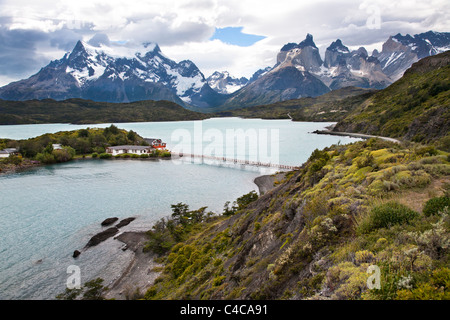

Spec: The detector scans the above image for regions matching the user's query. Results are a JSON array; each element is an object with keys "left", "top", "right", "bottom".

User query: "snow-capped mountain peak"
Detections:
[
  {"left": 327, "top": 39, "right": 350, "bottom": 53},
  {"left": 64, "top": 41, "right": 113, "bottom": 85},
  {"left": 65, "top": 40, "right": 207, "bottom": 97},
  {"left": 206, "top": 71, "right": 248, "bottom": 94}
]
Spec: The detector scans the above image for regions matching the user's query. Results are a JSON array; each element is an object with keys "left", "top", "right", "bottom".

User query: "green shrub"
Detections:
[
  {"left": 140, "top": 153, "right": 149, "bottom": 158},
  {"left": 396, "top": 268, "right": 450, "bottom": 300},
  {"left": 212, "top": 276, "right": 226, "bottom": 287},
  {"left": 2, "top": 155, "right": 22, "bottom": 165},
  {"left": 92, "top": 152, "right": 98, "bottom": 158},
  {"left": 150, "top": 150, "right": 159, "bottom": 157},
  {"left": 308, "top": 149, "right": 331, "bottom": 174},
  {"left": 99, "top": 153, "right": 112, "bottom": 159},
  {"left": 360, "top": 201, "right": 419, "bottom": 233},
  {"left": 36, "top": 152, "right": 56, "bottom": 164},
  {"left": 415, "top": 146, "right": 438, "bottom": 157},
  {"left": 422, "top": 196, "right": 450, "bottom": 217},
  {"left": 52, "top": 147, "right": 75, "bottom": 163},
  {"left": 356, "top": 152, "right": 374, "bottom": 169}
]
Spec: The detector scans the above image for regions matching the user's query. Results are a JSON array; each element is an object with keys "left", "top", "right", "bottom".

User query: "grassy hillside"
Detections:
[
  {"left": 334, "top": 51, "right": 450, "bottom": 151},
  {"left": 0, "top": 98, "right": 208, "bottom": 125},
  {"left": 214, "top": 87, "right": 375, "bottom": 121},
  {"left": 141, "top": 139, "right": 449, "bottom": 300}
]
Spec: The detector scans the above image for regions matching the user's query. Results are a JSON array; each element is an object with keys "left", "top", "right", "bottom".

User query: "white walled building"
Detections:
[
  {"left": 0, "top": 148, "right": 18, "bottom": 158},
  {"left": 105, "top": 145, "right": 152, "bottom": 156}
]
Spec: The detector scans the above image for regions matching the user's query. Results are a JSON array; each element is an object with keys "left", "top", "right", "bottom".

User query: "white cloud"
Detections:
[
  {"left": 163, "top": 38, "right": 278, "bottom": 79},
  {"left": 0, "top": 0, "right": 449, "bottom": 82}
]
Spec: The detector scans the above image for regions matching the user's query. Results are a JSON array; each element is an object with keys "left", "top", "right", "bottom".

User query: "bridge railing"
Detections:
[{"left": 171, "top": 152, "right": 300, "bottom": 171}]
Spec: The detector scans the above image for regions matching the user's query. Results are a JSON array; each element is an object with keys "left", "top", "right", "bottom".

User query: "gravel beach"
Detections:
[{"left": 105, "top": 231, "right": 162, "bottom": 300}]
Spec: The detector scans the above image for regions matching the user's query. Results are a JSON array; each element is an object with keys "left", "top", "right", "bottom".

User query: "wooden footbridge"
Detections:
[{"left": 171, "top": 152, "right": 300, "bottom": 171}]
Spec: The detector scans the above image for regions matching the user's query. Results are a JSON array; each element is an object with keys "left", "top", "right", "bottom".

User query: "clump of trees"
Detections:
[
  {"left": 223, "top": 190, "right": 259, "bottom": 216},
  {"left": 144, "top": 203, "right": 214, "bottom": 255},
  {"left": 56, "top": 278, "right": 108, "bottom": 300},
  {"left": 35, "top": 143, "right": 76, "bottom": 164},
  {"left": 144, "top": 191, "right": 259, "bottom": 256}
]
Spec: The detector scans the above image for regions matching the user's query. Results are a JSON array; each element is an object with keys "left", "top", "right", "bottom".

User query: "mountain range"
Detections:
[
  {"left": 221, "top": 31, "right": 449, "bottom": 110},
  {"left": 0, "top": 30, "right": 448, "bottom": 111},
  {"left": 0, "top": 40, "right": 226, "bottom": 109}
]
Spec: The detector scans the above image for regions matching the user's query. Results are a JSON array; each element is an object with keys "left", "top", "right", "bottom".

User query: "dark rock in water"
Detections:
[
  {"left": 101, "top": 217, "right": 119, "bottom": 226},
  {"left": 85, "top": 227, "right": 119, "bottom": 248},
  {"left": 116, "top": 217, "right": 136, "bottom": 228},
  {"left": 73, "top": 250, "right": 81, "bottom": 258}
]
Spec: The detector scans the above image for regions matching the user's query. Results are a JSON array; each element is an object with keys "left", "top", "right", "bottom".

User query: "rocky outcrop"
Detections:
[
  {"left": 276, "top": 34, "right": 323, "bottom": 73},
  {"left": 73, "top": 216, "right": 137, "bottom": 257},
  {"left": 116, "top": 217, "right": 136, "bottom": 228},
  {"left": 324, "top": 39, "right": 350, "bottom": 68},
  {"left": 85, "top": 227, "right": 119, "bottom": 248},
  {"left": 101, "top": 217, "right": 119, "bottom": 226},
  {"left": 73, "top": 250, "right": 81, "bottom": 258},
  {"left": 376, "top": 36, "right": 420, "bottom": 80}
]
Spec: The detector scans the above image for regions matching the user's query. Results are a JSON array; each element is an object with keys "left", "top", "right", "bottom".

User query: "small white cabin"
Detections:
[{"left": 0, "top": 148, "right": 18, "bottom": 158}]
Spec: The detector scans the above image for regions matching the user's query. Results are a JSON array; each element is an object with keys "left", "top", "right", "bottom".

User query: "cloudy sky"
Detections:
[{"left": 0, "top": 0, "right": 449, "bottom": 86}]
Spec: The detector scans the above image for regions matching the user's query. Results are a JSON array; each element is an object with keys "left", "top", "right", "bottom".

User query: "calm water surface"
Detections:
[{"left": 0, "top": 118, "right": 360, "bottom": 299}]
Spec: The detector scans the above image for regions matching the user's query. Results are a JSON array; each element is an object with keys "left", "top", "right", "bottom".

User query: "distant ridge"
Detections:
[{"left": 0, "top": 98, "right": 208, "bottom": 125}]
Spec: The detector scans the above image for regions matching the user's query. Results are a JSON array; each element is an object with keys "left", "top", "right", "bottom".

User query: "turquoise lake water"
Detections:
[{"left": 0, "top": 118, "right": 360, "bottom": 299}]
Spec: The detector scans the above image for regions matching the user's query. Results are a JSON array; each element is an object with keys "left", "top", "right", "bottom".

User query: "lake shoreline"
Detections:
[
  {"left": 311, "top": 128, "right": 401, "bottom": 144},
  {"left": 101, "top": 169, "right": 281, "bottom": 299},
  {"left": 0, "top": 159, "right": 41, "bottom": 175},
  {"left": 0, "top": 153, "right": 176, "bottom": 176}
]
